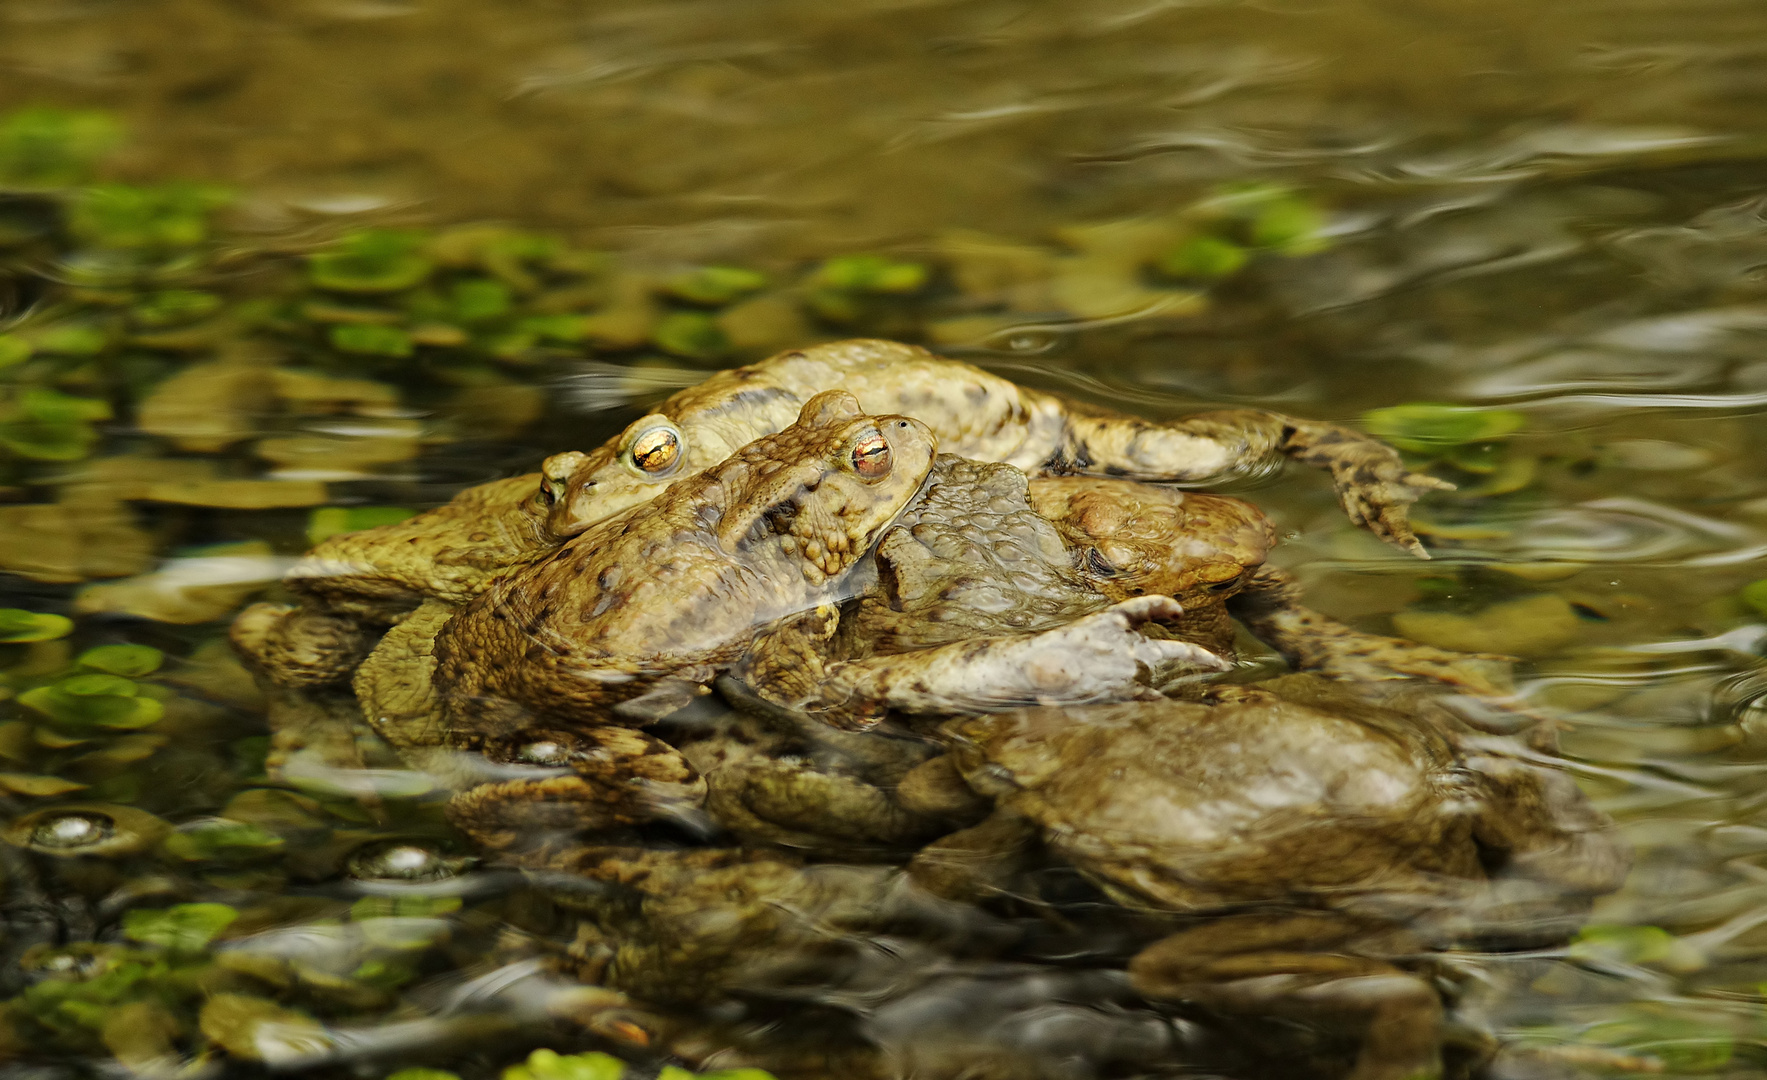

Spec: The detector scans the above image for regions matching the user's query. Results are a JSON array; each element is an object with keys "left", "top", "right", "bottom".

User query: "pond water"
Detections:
[{"left": 4, "top": 0, "right": 1767, "bottom": 1077}]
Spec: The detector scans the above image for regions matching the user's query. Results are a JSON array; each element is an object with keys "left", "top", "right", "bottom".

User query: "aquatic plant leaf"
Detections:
[
  {"left": 813, "top": 254, "right": 928, "bottom": 294},
  {"left": 307, "top": 505, "right": 418, "bottom": 546},
  {"left": 77, "top": 643, "right": 165, "bottom": 676},
  {"left": 518, "top": 314, "right": 589, "bottom": 343},
  {"left": 446, "top": 278, "right": 513, "bottom": 323},
  {"left": 32, "top": 323, "right": 110, "bottom": 356},
  {"left": 330, "top": 323, "right": 414, "bottom": 358},
  {"left": 0, "top": 607, "right": 73, "bottom": 642},
  {"left": 69, "top": 183, "right": 232, "bottom": 249},
  {"left": 0, "top": 333, "right": 31, "bottom": 368},
  {"left": 130, "top": 289, "right": 223, "bottom": 328},
  {"left": 503, "top": 1049, "right": 626, "bottom": 1080},
  {"left": 1360, "top": 403, "right": 1526, "bottom": 454},
  {"left": 19, "top": 680, "right": 164, "bottom": 730},
  {"left": 1154, "top": 235, "right": 1248, "bottom": 280},
  {"left": 0, "top": 418, "right": 99, "bottom": 460},
  {"left": 1568, "top": 923, "right": 1676, "bottom": 965},
  {"left": 0, "top": 772, "right": 89, "bottom": 796},
  {"left": 1741, "top": 580, "right": 1767, "bottom": 618},
  {"left": 309, "top": 230, "right": 434, "bottom": 293},
  {"left": 652, "top": 311, "right": 729, "bottom": 359},
  {"left": 21, "top": 387, "right": 112, "bottom": 422},
  {"left": 1250, "top": 197, "right": 1327, "bottom": 255},
  {"left": 664, "top": 265, "right": 768, "bottom": 305},
  {"left": 61, "top": 672, "right": 138, "bottom": 696},
  {"left": 163, "top": 818, "right": 285, "bottom": 862},
  {"left": 123, "top": 902, "right": 238, "bottom": 952},
  {"left": 386, "top": 1065, "right": 459, "bottom": 1080},
  {"left": 0, "top": 107, "right": 122, "bottom": 187}
]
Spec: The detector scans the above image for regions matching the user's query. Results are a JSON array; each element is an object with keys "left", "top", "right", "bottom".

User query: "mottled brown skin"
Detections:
[
  {"left": 909, "top": 676, "right": 1631, "bottom": 1080},
  {"left": 419, "top": 391, "right": 934, "bottom": 853},
  {"left": 737, "top": 457, "right": 1233, "bottom": 728},
  {"left": 289, "top": 473, "right": 556, "bottom": 620},
  {"left": 266, "top": 338, "right": 1445, "bottom": 636},
  {"left": 436, "top": 391, "right": 935, "bottom": 744},
  {"left": 546, "top": 339, "right": 1448, "bottom": 557}
]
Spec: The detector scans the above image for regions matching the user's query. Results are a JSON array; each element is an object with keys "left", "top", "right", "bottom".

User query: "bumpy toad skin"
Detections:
[
  {"left": 911, "top": 676, "right": 1630, "bottom": 1080},
  {"left": 434, "top": 390, "right": 935, "bottom": 745},
  {"left": 738, "top": 457, "right": 1233, "bottom": 727},
  {"left": 289, "top": 474, "right": 556, "bottom": 619},
  {"left": 270, "top": 338, "right": 1444, "bottom": 630},
  {"left": 546, "top": 339, "right": 1447, "bottom": 556}
]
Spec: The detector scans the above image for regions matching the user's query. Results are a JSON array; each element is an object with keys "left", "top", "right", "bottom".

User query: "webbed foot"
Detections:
[{"left": 1283, "top": 419, "right": 1455, "bottom": 559}]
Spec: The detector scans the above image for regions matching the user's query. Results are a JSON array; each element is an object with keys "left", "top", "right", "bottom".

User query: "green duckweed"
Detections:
[
  {"left": 122, "top": 902, "right": 239, "bottom": 953},
  {"left": 0, "top": 608, "right": 74, "bottom": 643}
]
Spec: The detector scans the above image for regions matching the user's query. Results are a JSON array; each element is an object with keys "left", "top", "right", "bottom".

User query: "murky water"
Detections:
[{"left": 5, "top": 0, "right": 1767, "bottom": 1076}]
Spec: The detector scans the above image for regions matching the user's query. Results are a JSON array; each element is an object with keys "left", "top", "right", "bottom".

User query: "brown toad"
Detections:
[
  {"left": 273, "top": 338, "right": 1447, "bottom": 633},
  {"left": 905, "top": 675, "right": 1631, "bottom": 1080}
]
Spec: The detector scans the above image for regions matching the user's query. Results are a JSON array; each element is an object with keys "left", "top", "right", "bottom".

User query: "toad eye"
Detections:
[
  {"left": 849, "top": 430, "right": 892, "bottom": 479},
  {"left": 629, "top": 423, "right": 683, "bottom": 475}
]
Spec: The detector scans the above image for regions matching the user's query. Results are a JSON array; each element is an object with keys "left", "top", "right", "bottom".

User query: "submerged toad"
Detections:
[
  {"left": 282, "top": 338, "right": 1448, "bottom": 625},
  {"left": 906, "top": 676, "right": 1630, "bottom": 1080}
]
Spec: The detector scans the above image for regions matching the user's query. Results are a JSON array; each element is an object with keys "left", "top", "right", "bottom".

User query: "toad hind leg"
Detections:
[
  {"left": 1129, "top": 912, "right": 1443, "bottom": 1080},
  {"left": 1232, "top": 566, "right": 1515, "bottom": 698},
  {"left": 1057, "top": 409, "right": 1453, "bottom": 558}
]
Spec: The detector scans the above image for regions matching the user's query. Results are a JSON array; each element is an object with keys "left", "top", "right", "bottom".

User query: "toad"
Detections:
[
  {"left": 735, "top": 455, "right": 1507, "bottom": 730},
  {"left": 284, "top": 338, "right": 1448, "bottom": 625},
  {"left": 903, "top": 675, "right": 1631, "bottom": 1080},
  {"left": 338, "top": 392, "right": 1202, "bottom": 857}
]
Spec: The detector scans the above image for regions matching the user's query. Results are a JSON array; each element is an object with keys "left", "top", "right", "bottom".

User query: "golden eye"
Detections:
[
  {"left": 629, "top": 425, "right": 682, "bottom": 475},
  {"left": 849, "top": 430, "right": 892, "bottom": 479}
]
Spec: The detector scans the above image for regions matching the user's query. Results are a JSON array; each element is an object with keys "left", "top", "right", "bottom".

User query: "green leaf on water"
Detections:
[
  {"left": 813, "top": 254, "right": 928, "bottom": 295},
  {"left": 19, "top": 678, "right": 164, "bottom": 730},
  {"left": 162, "top": 818, "right": 285, "bottom": 862},
  {"left": 123, "top": 902, "right": 238, "bottom": 952},
  {"left": 653, "top": 311, "right": 729, "bottom": 359},
  {"left": 0, "top": 418, "right": 100, "bottom": 461},
  {"left": 0, "top": 608, "right": 73, "bottom": 643},
  {"left": 664, "top": 265, "right": 768, "bottom": 306},
  {"left": 20, "top": 387, "right": 112, "bottom": 422},
  {"left": 502, "top": 1049, "right": 626, "bottom": 1080},
  {"left": 0, "top": 334, "right": 31, "bottom": 368},
  {"left": 449, "top": 278, "right": 513, "bottom": 323},
  {"left": 1568, "top": 923, "right": 1676, "bottom": 965},
  {"left": 31, "top": 324, "right": 109, "bottom": 356},
  {"left": 330, "top": 323, "right": 414, "bottom": 358},
  {"left": 0, "top": 108, "right": 123, "bottom": 187},
  {"left": 310, "top": 230, "right": 434, "bottom": 293},
  {"left": 130, "top": 289, "right": 223, "bottom": 328},
  {"left": 77, "top": 644, "right": 164, "bottom": 677},
  {"left": 1740, "top": 579, "right": 1767, "bottom": 619},
  {"left": 307, "top": 506, "right": 416, "bottom": 546},
  {"left": 517, "top": 314, "right": 589, "bottom": 344},
  {"left": 1154, "top": 235, "right": 1249, "bottom": 280},
  {"left": 68, "top": 183, "right": 232, "bottom": 249},
  {"left": 1361, "top": 403, "right": 1526, "bottom": 455}
]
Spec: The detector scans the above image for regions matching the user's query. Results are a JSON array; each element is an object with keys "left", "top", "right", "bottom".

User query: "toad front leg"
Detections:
[
  {"left": 1129, "top": 912, "right": 1444, "bottom": 1080},
  {"left": 747, "top": 596, "right": 1228, "bottom": 730},
  {"left": 1056, "top": 408, "right": 1453, "bottom": 558}
]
